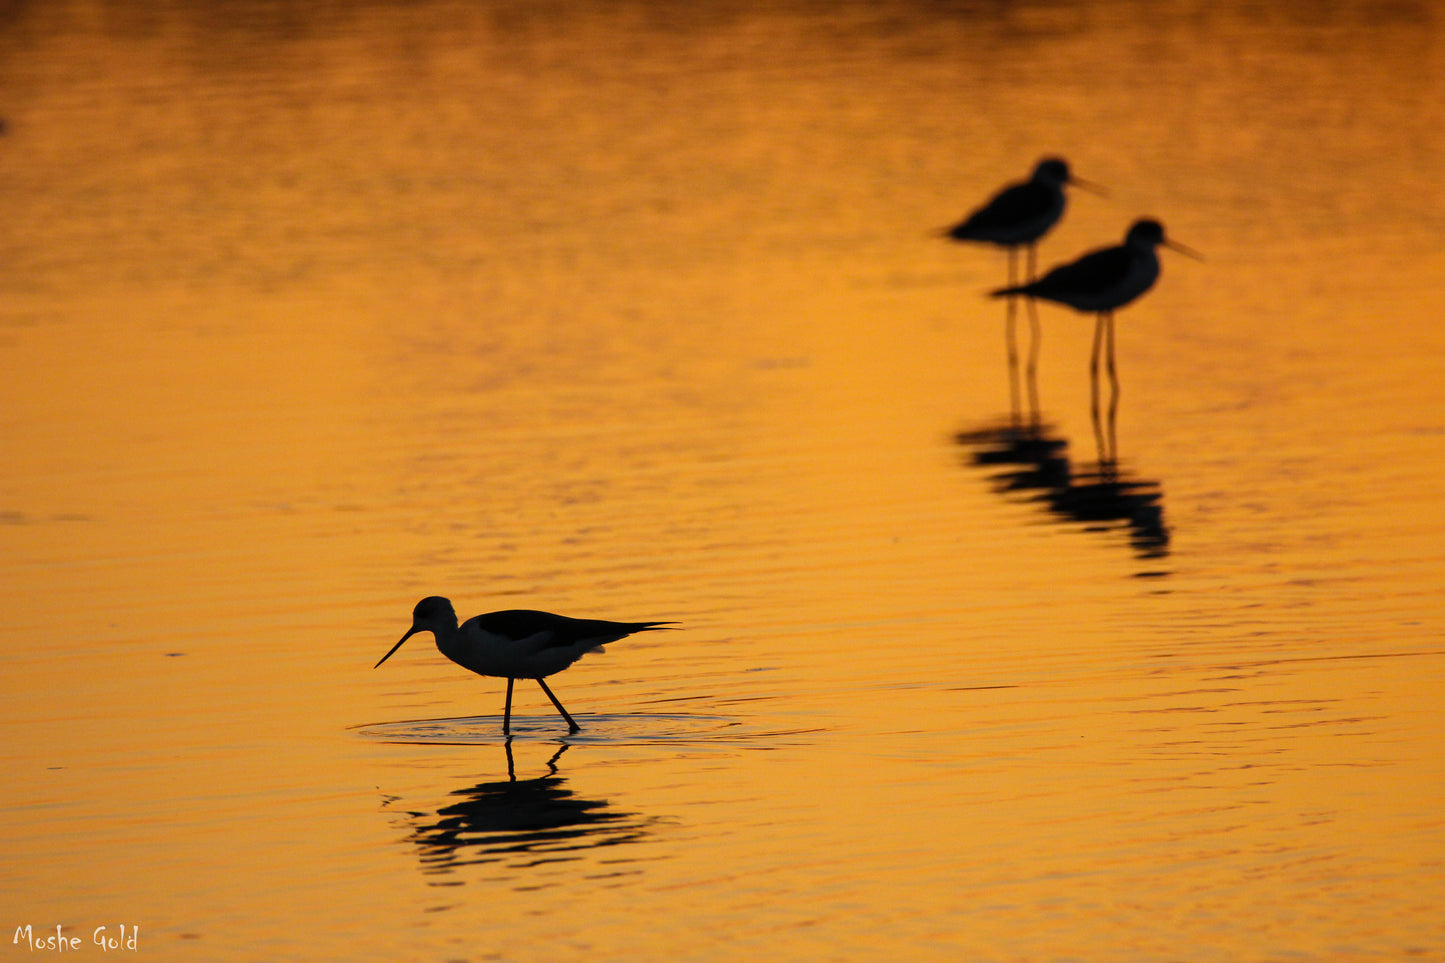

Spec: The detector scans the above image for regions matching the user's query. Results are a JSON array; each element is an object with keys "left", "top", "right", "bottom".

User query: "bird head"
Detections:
[
  {"left": 1128, "top": 219, "right": 1202, "bottom": 259},
  {"left": 1035, "top": 156, "right": 1107, "bottom": 196},
  {"left": 374, "top": 596, "right": 458, "bottom": 668}
]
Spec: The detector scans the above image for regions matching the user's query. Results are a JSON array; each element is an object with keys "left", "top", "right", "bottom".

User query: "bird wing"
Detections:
[
  {"left": 1027, "top": 245, "right": 1133, "bottom": 298},
  {"left": 949, "top": 182, "right": 1053, "bottom": 238},
  {"left": 472, "top": 610, "right": 674, "bottom": 649}
]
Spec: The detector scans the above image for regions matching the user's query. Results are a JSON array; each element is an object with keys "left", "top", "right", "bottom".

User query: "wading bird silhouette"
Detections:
[
  {"left": 374, "top": 597, "right": 676, "bottom": 735},
  {"left": 944, "top": 157, "right": 1104, "bottom": 424},
  {"left": 991, "top": 218, "right": 1199, "bottom": 457}
]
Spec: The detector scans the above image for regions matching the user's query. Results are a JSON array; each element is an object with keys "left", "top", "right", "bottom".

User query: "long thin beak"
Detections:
[
  {"left": 1164, "top": 237, "right": 1204, "bottom": 260},
  {"left": 1070, "top": 176, "right": 1108, "bottom": 197},
  {"left": 374, "top": 627, "right": 417, "bottom": 668}
]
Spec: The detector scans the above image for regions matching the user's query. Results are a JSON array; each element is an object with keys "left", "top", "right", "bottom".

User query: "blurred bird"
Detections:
[
  {"left": 944, "top": 157, "right": 1104, "bottom": 422},
  {"left": 992, "top": 218, "right": 1200, "bottom": 456}
]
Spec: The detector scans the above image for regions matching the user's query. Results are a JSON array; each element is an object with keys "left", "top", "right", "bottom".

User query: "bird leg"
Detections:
[
  {"left": 1025, "top": 242, "right": 1042, "bottom": 427},
  {"left": 1090, "top": 312, "right": 1106, "bottom": 464},
  {"left": 1105, "top": 311, "right": 1120, "bottom": 466},
  {"left": 536, "top": 678, "right": 581, "bottom": 734},
  {"left": 1005, "top": 248, "right": 1023, "bottom": 428},
  {"left": 502, "top": 677, "right": 514, "bottom": 735},
  {"left": 1089, "top": 311, "right": 1105, "bottom": 412}
]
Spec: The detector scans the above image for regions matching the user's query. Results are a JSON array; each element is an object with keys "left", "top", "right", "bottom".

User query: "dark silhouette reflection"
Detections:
[
  {"left": 394, "top": 742, "right": 659, "bottom": 878},
  {"left": 956, "top": 418, "right": 1170, "bottom": 560}
]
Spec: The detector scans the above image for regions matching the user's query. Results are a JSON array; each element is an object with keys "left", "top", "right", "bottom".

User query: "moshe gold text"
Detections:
[{"left": 11, "top": 925, "right": 139, "bottom": 952}]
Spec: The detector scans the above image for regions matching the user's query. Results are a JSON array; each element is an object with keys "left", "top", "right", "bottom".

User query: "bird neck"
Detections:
[
  {"left": 1130, "top": 244, "right": 1160, "bottom": 270},
  {"left": 425, "top": 614, "right": 461, "bottom": 652},
  {"left": 419, "top": 610, "right": 456, "bottom": 642}
]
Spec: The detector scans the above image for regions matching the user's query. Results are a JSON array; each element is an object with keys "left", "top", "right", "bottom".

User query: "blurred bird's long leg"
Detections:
[
  {"left": 1025, "top": 243, "right": 1042, "bottom": 426},
  {"left": 1005, "top": 247, "right": 1023, "bottom": 426},
  {"left": 1090, "top": 312, "right": 1106, "bottom": 462},
  {"left": 1104, "top": 310, "right": 1120, "bottom": 466}
]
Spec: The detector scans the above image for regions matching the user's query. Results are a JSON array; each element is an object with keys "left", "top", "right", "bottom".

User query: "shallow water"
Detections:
[{"left": 3, "top": 1, "right": 1444, "bottom": 960}]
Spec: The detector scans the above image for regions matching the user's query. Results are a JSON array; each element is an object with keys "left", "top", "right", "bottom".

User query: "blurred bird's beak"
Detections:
[
  {"left": 374, "top": 626, "right": 418, "bottom": 668},
  {"left": 1164, "top": 237, "right": 1204, "bottom": 260},
  {"left": 1070, "top": 175, "right": 1108, "bottom": 197}
]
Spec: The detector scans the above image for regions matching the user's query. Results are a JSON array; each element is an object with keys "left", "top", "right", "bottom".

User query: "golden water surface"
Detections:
[{"left": 2, "top": 1, "right": 1444, "bottom": 960}]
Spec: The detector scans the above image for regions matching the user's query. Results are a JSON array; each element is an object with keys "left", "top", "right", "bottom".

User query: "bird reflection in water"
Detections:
[
  {"left": 956, "top": 418, "right": 1169, "bottom": 560},
  {"left": 393, "top": 742, "right": 660, "bottom": 880}
]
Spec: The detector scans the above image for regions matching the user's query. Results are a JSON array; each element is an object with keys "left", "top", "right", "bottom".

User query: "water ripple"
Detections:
[{"left": 352, "top": 713, "right": 825, "bottom": 748}]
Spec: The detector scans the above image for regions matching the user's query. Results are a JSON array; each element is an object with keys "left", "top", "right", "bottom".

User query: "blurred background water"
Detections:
[{"left": 2, "top": 1, "right": 1444, "bottom": 960}]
